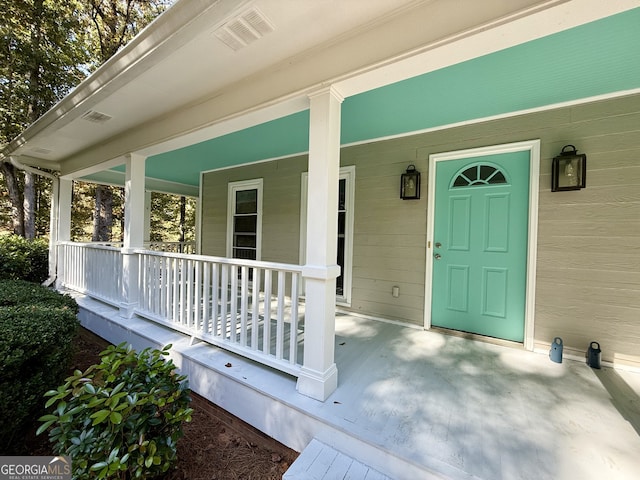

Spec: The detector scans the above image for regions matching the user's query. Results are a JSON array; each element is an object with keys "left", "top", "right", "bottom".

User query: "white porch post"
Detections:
[
  {"left": 297, "top": 86, "right": 343, "bottom": 401},
  {"left": 54, "top": 178, "right": 73, "bottom": 289},
  {"left": 120, "top": 153, "right": 146, "bottom": 318}
]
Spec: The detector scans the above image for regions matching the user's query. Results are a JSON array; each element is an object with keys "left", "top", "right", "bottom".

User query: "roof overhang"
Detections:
[{"left": 2, "top": 0, "right": 638, "bottom": 190}]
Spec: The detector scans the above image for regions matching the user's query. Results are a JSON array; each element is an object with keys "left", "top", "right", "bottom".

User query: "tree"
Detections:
[
  {"left": 83, "top": 0, "right": 172, "bottom": 241},
  {"left": 0, "top": 0, "right": 90, "bottom": 237},
  {"left": 150, "top": 192, "right": 195, "bottom": 244},
  {"left": 0, "top": 0, "right": 173, "bottom": 238}
]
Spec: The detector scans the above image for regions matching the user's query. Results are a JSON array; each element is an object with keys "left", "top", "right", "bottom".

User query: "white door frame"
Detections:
[{"left": 424, "top": 140, "right": 540, "bottom": 350}]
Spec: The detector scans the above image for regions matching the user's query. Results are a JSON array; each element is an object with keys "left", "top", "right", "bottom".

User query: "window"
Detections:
[
  {"left": 227, "top": 179, "right": 263, "bottom": 260},
  {"left": 300, "top": 166, "right": 355, "bottom": 305},
  {"left": 452, "top": 164, "right": 507, "bottom": 188}
]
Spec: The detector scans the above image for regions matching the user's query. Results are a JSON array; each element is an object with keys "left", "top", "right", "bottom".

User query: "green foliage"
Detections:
[
  {"left": 0, "top": 0, "right": 91, "bottom": 145},
  {"left": 39, "top": 343, "right": 193, "bottom": 480},
  {"left": 1, "top": 1, "right": 173, "bottom": 237},
  {"left": 0, "top": 280, "right": 79, "bottom": 453},
  {"left": 149, "top": 192, "right": 196, "bottom": 243},
  {"left": 0, "top": 234, "right": 49, "bottom": 282}
]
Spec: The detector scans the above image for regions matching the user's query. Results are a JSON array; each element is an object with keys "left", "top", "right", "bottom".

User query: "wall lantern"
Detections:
[
  {"left": 400, "top": 165, "right": 421, "bottom": 200},
  {"left": 552, "top": 145, "right": 586, "bottom": 192}
]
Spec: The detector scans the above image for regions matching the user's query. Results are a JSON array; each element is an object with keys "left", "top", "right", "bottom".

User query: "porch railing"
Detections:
[
  {"left": 136, "top": 250, "right": 303, "bottom": 374},
  {"left": 59, "top": 242, "right": 122, "bottom": 306},
  {"left": 58, "top": 242, "right": 304, "bottom": 377}
]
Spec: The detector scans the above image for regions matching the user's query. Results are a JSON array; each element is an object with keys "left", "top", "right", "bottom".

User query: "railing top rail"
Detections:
[
  {"left": 146, "top": 241, "right": 195, "bottom": 246},
  {"left": 135, "top": 248, "right": 304, "bottom": 273},
  {"left": 58, "top": 241, "right": 122, "bottom": 252}
]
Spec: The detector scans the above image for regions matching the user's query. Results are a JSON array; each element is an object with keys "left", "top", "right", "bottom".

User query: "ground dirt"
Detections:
[{"left": 23, "top": 327, "right": 299, "bottom": 480}]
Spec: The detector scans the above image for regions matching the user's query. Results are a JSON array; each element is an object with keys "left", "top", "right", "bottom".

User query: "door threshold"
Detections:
[{"left": 429, "top": 326, "right": 525, "bottom": 350}]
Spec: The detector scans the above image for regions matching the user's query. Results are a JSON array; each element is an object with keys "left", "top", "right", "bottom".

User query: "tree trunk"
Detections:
[
  {"left": 23, "top": 172, "right": 36, "bottom": 239},
  {"left": 179, "top": 195, "right": 186, "bottom": 250},
  {"left": 0, "top": 163, "right": 25, "bottom": 236},
  {"left": 92, "top": 185, "right": 113, "bottom": 241}
]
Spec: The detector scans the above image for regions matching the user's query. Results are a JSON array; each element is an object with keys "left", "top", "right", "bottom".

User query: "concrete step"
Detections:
[{"left": 284, "top": 439, "right": 392, "bottom": 480}]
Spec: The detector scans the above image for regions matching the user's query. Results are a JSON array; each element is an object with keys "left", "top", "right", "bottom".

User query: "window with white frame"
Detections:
[
  {"left": 300, "top": 166, "right": 355, "bottom": 305},
  {"left": 227, "top": 179, "right": 263, "bottom": 261}
]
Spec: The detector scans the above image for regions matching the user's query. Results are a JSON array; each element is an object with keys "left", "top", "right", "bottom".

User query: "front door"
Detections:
[{"left": 430, "top": 150, "right": 530, "bottom": 342}]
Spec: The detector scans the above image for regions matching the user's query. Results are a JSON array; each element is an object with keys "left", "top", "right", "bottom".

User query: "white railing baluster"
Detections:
[
  {"left": 276, "top": 271, "right": 285, "bottom": 360},
  {"left": 229, "top": 265, "right": 238, "bottom": 342},
  {"left": 172, "top": 257, "right": 180, "bottom": 323},
  {"left": 251, "top": 268, "right": 261, "bottom": 350},
  {"left": 158, "top": 256, "right": 165, "bottom": 318},
  {"left": 220, "top": 265, "right": 228, "bottom": 339},
  {"left": 212, "top": 263, "right": 220, "bottom": 336},
  {"left": 194, "top": 259, "right": 202, "bottom": 331},
  {"left": 202, "top": 261, "right": 210, "bottom": 334},
  {"left": 186, "top": 259, "right": 193, "bottom": 328},
  {"left": 263, "top": 269, "right": 272, "bottom": 356},
  {"left": 240, "top": 266, "right": 249, "bottom": 346},
  {"left": 289, "top": 272, "right": 300, "bottom": 365},
  {"left": 151, "top": 255, "right": 158, "bottom": 314}
]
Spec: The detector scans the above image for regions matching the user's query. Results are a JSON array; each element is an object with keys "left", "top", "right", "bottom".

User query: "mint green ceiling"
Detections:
[{"left": 93, "top": 7, "right": 640, "bottom": 187}]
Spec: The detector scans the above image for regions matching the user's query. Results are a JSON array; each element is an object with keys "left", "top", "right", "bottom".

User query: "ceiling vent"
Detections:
[
  {"left": 81, "top": 110, "right": 112, "bottom": 123},
  {"left": 214, "top": 7, "right": 275, "bottom": 51},
  {"left": 30, "top": 147, "right": 52, "bottom": 155}
]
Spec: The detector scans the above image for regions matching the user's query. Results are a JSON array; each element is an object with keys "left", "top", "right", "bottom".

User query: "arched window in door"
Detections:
[{"left": 451, "top": 164, "right": 508, "bottom": 188}]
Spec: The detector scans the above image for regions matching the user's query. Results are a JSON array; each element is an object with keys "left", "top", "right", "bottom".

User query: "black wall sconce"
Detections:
[
  {"left": 400, "top": 165, "right": 421, "bottom": 200},
  {"left": 552, "top": 145, "right": 586, "bottom": 192}
]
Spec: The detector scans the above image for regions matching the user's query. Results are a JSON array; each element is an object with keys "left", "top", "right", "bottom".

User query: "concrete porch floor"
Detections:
[{"left": 75, "top": 295, "right": 640, "bottom": 480}]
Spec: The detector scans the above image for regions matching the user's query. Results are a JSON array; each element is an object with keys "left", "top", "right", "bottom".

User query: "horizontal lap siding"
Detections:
[
  {"left": 342, "top": 140, "right": 428, "bottom": 325},
  {"left": 199, "top": 93, "right": 640, "bottom": 366},
  {"left": 201, "top": 158, "right": 306, "bottom": 264},
  {"left": 343, "top": 94, "right": 640, "bottom": 366}
]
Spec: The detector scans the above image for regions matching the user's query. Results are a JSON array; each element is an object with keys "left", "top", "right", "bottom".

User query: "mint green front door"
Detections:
[{"left": 431, "top": 151, "right": 530, "bottom": 342}]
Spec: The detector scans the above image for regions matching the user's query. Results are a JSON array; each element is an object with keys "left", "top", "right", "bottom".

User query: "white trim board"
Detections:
[{"left": 300, "top": 166, "right": 356, "bottom": 307}]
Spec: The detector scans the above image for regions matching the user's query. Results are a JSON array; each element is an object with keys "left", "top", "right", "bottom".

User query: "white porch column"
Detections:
[
  {"left": 297, "top": 86, "right": 343, "bottom": 401},
  {"left": 120, "top": 153, "right": 146, "bottom": 318},
  {"left": 54, "top": 178, "right": 73, "bottom": 289}
]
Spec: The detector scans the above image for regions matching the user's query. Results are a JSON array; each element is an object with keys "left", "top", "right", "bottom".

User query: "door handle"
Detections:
[
  {"left": 434, "top": 253, "right": 441, "bottom": 260},
  {"left": 435, "top": 242, "right": 442, "bottom": 248}
]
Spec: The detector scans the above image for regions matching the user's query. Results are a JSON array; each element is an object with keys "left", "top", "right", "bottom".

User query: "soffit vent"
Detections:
[
  {"left": 30, "top": 147, "right": 52, "bottom": 155},
  {"left": 214, "top": 7, "right": 275, "bottom": 51},
  {"left": 81, "top": 110, "right": 113, "bottom": 123}
]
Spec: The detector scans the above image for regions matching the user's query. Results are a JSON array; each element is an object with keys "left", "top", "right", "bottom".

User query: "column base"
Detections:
[
  {"left": 296, "top": 363, "right": 338, "bottom": 401},
  {"left": 119, "top": 302, "right": 137, "bottom": 319}
]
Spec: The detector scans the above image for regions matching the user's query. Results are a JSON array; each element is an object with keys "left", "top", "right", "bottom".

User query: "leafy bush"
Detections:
[
  {"left": 0, "top": 279, "right": 79, "bottom": 453},
  {"left": 39, "top": 343, "right": 193, "bottom": 480},
  {"left": 0, "top": 234, "right": 49, "bottom": 283}
]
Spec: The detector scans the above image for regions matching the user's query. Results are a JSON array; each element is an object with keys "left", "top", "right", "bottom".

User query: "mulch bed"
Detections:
[{"left": 23, "top": 327, "right": 299, "bottom": 480}]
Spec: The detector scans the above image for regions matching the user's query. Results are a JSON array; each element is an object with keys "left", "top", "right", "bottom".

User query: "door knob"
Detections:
[
  {"left": 434, "top": 253, "right": 441, "bottom": 260},
  {"left": 435, "top": 242, "right": 442, "bottom": 248}
]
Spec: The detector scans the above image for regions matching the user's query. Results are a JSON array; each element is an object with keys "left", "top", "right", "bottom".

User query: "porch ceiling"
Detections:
[{"left": 2, "top": 0, "right": 639, "bottom": 193}]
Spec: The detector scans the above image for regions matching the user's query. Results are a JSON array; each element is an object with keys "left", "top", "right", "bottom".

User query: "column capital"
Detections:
[
  {"left": 125, "top": 152, "right": 147, "bottom": 162},
  {"left": 307, "top": 85, "right": 345, "bottom": 103}
]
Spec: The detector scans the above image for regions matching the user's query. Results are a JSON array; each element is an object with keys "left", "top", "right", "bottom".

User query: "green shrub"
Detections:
[
  {"left": 0, "top": 234, "right": 49, "bottom": 283},
  {"left": 39, "top": 343, "right": 193, "bottom": 480},
  {"left": 0, "top": 279, "right": 79, "bottom": 453}
]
